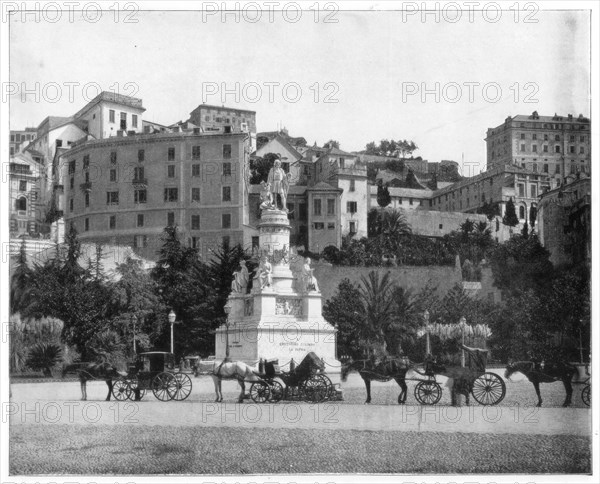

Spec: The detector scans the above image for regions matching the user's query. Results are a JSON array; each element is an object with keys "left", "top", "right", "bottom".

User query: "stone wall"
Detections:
[{"left": 313, "top": 263, "right": 463, "bottom": 303}]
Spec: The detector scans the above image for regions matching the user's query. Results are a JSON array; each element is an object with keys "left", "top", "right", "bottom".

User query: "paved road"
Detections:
[{"left": 9, "top": 377, "right": 590, "bottom": 436}]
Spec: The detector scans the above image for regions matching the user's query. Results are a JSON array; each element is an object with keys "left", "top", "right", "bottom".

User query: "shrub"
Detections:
[{"left": 26, "top": 342, "right": 63, "bottom": 377}]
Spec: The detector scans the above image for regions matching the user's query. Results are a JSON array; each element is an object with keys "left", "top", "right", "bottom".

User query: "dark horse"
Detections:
[
  {"left": 341, "top": 356, "right": 445, "bottom": 404},
  {"left": 505, "top": 360, "right": 578, "bottom": 407},
  {"left": 62, "top": 362, "right": 124, "bottom": 401}
]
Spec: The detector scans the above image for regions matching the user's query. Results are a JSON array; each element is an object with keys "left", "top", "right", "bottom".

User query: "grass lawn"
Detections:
[{"left": 10, "top": 425, "right": 591, "bottom": 475}]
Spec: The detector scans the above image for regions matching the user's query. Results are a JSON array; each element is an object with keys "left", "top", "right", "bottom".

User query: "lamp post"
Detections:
[
  {"left": 168, "top": 310, "right": 176, "bottom": 354},
  {"left": 459, "top": 316, "right": 467, "bottom": 368},
  {"left": 423, "top": 310, "right": 430, "bottom": 356},
  {"left": 132, "top": 315, "right": 138, "bottom": 354},
  {"left": 224, "top": 300, "right": 232, "bottom": 358}
]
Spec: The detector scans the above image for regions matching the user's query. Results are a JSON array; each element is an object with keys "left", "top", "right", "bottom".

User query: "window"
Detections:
[
  {"left": 530, "top": 185, "right": 537, "bottom": 198},
  {"left": 134, "top": 235, "right": 147, "bottom": 248},
  {"left": 222, "top": 213, "right": 231, "bottom": 228},
  {"left": 167, "top": 212, "right": 175, "bottom": 226},
  {"left": 223, "top": 144, "right": 232, "bottom": 159},
  {"left": 579, "top": 146, "right": 585, "bottom": 154},
  {"left": 84, "top": 218, "right": 89, "bottom": 231},
  {"left": 520, "top": 133, "right": 525, "bottom": 140},
  {"left": 191, "top": 237, "right": 200, "bottom": 249},
  {"left": 544, "top": 134, "right": 548, "bottom": 141},
  {"left": 192, "top": 164, "right": 200, "bottom": 177},
  {"left": 109, "top": 215, "right": 116, "bottom": 229},
  {"left": 110, "top": 151, "right": 117, "bottom": 164},
  {"left": 222, "top": 186, "right": 231, "bottom": 202},
  {"left": 192, "top": 146, "right": 201, "bottom": 160},
  {"left": 532, "top": 134, "right": 537, "bottom": 140},
  {"left": 69, "top": 198, "right": 74, "bottom": 211},
  {"left": 543, "top": 145, "right": 548, "bottom": 153},
  {"left": 580, "top": 135, "right": 585, "bottom": 142},
  {"left": 223, "top": 162, "right": 231, "bottom": 176},
  {"left": 347, "top": 201, "right": 357, "bottom": 213},
  {"left": 16, "top": 197, "right": 27, "bottom": 211},
  {"left": 10, "top": 147, "right": 14, "bottom": 155},
  {"left": 191, "top": 187, "right": 200, "bottom": 202},
  {"left": 138, "top": 149, "right": 145, "bottom": 162},
  {"left": 519, "top": 206, "right": 525, "bottom": 219},
  {"left": 543, "top": 164, "right": 549, "bottom": 173},
  {"left": 164, "top": 188, "right": 178, "bottom": 202},
  {"left": 68, "top": 160, "right": 76, "bottom": 174},
  {"left": 327, "top": 199, "right": 335, "bottom": 215},
  {"left": 137, "top": 214, "right": 144, "bottom": 227},
  {"left": 570, "top": 135, "right": 575, "bottom": 142},
  {"left": 168, "top": 147, "right": 175, "bottom": 161},
  {"left": 409, "top": 198, "right": 414, "bottom": 205},
  {"left": 134, "top": 166, "right": 144, "bottom": 181},
  {"left": 314, "top": 222, "right": 324, "bottom": 230},
  {"left": 191, "top": 215, "right": 200, "bottom": 230},
  {"left": 132, "top": 114, "right": 138, "bottom": 128},
  {"left": 85, "top": 192, "right": 89, "bottom": 207},
  {"left": 132, "top": 189, "right": 146, "bottom": 204},
  {"left": 313, "top": 199, "right": 322, "bottom": 216},
  {"left": 222, "top": 236, "right": 230, "bottom": 248},
  {"left": 19, "top": 180, "right": 27, "bottom": 191},
  {"left": 110, "top": 169, "right": 117, "bottom": 182},
  {"left": 520, "top": 144, "right": 526, "bottom": 152},
  {"left": 570, "top": 145, "right": 575, "bottom": 154},
  {"left": 518, "top": 184, "right": 524, "bottom": 197},
  {"left": 554, "top": 135, "right": 560, "bottom": 141},
  {"left": 167, "top": 165, "right": 175, "bottom": 178},
  {"left": 532, "top": 164, "right": 538, "bottom": 173},
  {"left": 328, "top": 223, "right": 335, "bottom": 230},
  {"left": 350, "top": 179, "right": 355, "bottom": 192},
  {"left": 106, "top": 191, "right": 119, "bottom": 205},
  {"left": 109, "top": 110, "right": 115, "bottom": 123},
  {"left": 571, "top": 164, "right": 576, "bottom": 174},
  {"left": 555, "top": 165, "right": 561, "bottom": 174},
  {"left": 349, "top": 221, "right": 356, "bottom": 234},
  {"left": 532, "top": 145, "right": 537, "bottom": 152},
  {"left": 299, "top": 203, "right": 307, "bottom": 221},
  {"left": 555, "top": 145, "right": 561, "bottom": 153},
  {"left": 120, "top": 112, "right": 127, "bottom": 130}
]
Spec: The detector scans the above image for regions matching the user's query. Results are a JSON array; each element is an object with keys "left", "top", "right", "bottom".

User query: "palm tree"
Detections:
[
  {"left": 26, "top": 342, "right": 63, "bottom": 377},
  {"left": 358, "top": 271, "right": 397, "bottom": 355}
]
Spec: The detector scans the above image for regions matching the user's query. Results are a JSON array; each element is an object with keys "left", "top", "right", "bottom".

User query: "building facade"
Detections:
[
  {"left": 60, "top": 131, "right": 252, "bottom": 260},
  {"left": 485, "top": 111, "right": 591, "bottom": 177},
  {"left": 10, "top": 127, "right": 37, "bottom": 155},
  {"left": 9, "top": 152, "right": 44, "bottom": 237},
  {"left": 188, "top": 104, "right": 256, "bottom": 150}
]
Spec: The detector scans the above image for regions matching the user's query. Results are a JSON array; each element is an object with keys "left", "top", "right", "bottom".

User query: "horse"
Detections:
[
  {"left": 62, "top": 362, "right": 125, "bottom": 401},
  {"left": 194, "top": 358, "right": 265, "bottom": 403},
  {"left": 505, "top": 360, "right": 578, "bottom": 407},
  {"left": 341, "top": 356, "right": 445, "bottom": 404}
]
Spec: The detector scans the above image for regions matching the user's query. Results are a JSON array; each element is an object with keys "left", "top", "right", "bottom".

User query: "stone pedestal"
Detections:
[{"left": 215, "top": 209, "right": 340, "bottom": 372}]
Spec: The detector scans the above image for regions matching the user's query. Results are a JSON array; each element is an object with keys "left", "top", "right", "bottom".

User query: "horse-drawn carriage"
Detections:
[
  {"left": 112, "top": 351, "right": 193, "bottom": 402},
  {"left": 249, "top": 352, "right": 337, "bottom": 403}
]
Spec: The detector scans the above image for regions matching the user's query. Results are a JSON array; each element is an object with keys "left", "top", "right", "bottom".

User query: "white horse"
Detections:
[{"left": 195, "top": 359, "right": 264, "bottom": 403}]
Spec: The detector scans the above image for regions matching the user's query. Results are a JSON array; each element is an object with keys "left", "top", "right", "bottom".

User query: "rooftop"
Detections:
[
  {"left": 191, "top": 103, "right": 256, "bottom": 115},
  {"left": 73, "top": 91, "right": 146, "bottom": 119}
]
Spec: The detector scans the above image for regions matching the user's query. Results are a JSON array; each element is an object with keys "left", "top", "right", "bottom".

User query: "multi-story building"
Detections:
[
  {"left": 188, "top": 104, "right": 256, "bottom": 149},
  {"left": 9, "top": 127, "right": 37, "bottom": 155},
  {"left": 59, "top": 130, "right": 252, "bottom": 260},
  {"left": 9, "top": 152, "right": 44, "bottom": 236},
  {"left": 485, "top": 111, "right": 591, "bottom": 178}
]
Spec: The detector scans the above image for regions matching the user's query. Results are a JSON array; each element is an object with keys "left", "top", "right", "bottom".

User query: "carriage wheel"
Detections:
[
  {"left": 302, "top": 376, "right": 327, "bottom": 403},
  {"left": 152, "top": 372, "right": 176, "bottom": 401},
  {"left": 127, "top": 378, "right": 146, "bottom": 401},
  {"left": 316, "top": 374, "right": 334, "bottom": 401},
  {"left": 582, "top": 385, "right": 590, "bottom": 407},
  {"left": 414, "top": 381, "right": 442, "bottom": 405},
  {"left": 268, "top": 380, "right": 284, "bottom": 403},
  {"left": 471, "top": 372, "right": 506, "bottom": 405},
  {"left": 112, "top": 378, "right": 131, "bottom": 401},
  {"left": 171, "top": 373, "right": 193, "bottom": 401},
  {"left": 249, "top": 382, "right": 270, "bottom": 403}
]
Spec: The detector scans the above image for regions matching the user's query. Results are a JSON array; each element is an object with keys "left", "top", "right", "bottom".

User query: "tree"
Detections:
[
  {"left": 10, "top": 238, "right": 32, "bottom": 314},
  {"left": 502, "top": 198, "right": 519, "bottom": 228},
  {"left": 529, "top": 205, "right": 537, "bottom": 228},
  {"left": 250, "top": 153, "right": 278, "bottom": 184},
  {"left": 323, "top": 140, "right": 340, "bottom": 149},
  {"left": 358, "top": 271, "right": 397, "bottom": 354},
  {"left": 322, "top": 279, "right": 364, "bottom": 358},
  {"left": 26, "top": 342, "right": 63, "bottom": 377},
  {"left": 376, "top": 181, "right": 391, "bottom": 208},
  {"left": 478, "top": 200, "right": 501, "bottom": 221},
  {"left": 521, "top": 221, "right": 529, "bottom": 237}
]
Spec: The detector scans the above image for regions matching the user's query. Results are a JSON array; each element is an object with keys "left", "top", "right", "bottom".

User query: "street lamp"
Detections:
[
  {"left": 459, "top": 316, "right": 467, "bottom": 368},
  {"left": 423, "top": 310, "right": 430, "bottom": 356},
  {"left": 168, "top": 310, "right": 176, "bottom": 354},
  {"left": 223, "top": 300, "right": 232, "bottom": 358}
]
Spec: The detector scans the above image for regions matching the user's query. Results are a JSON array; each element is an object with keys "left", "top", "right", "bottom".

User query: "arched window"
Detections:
[
  {"left": 519, "top": 206, "right": 526, "bottom": 220},
  {"left": 16, "top": 197, "right": 27, "bottom": 211}
]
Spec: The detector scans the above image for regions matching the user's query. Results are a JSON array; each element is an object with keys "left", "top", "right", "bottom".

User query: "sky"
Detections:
[{"left": 8, "top": 5, "right": 591, "bottom": 175}]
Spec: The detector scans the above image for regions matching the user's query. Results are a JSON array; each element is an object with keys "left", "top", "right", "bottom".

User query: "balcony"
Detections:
[
  {"left": 80, "top": 182, "right": 92, "bottom": 192},
  {"left": 132, "top": 178, "right": 148, "bottom": 187}
]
